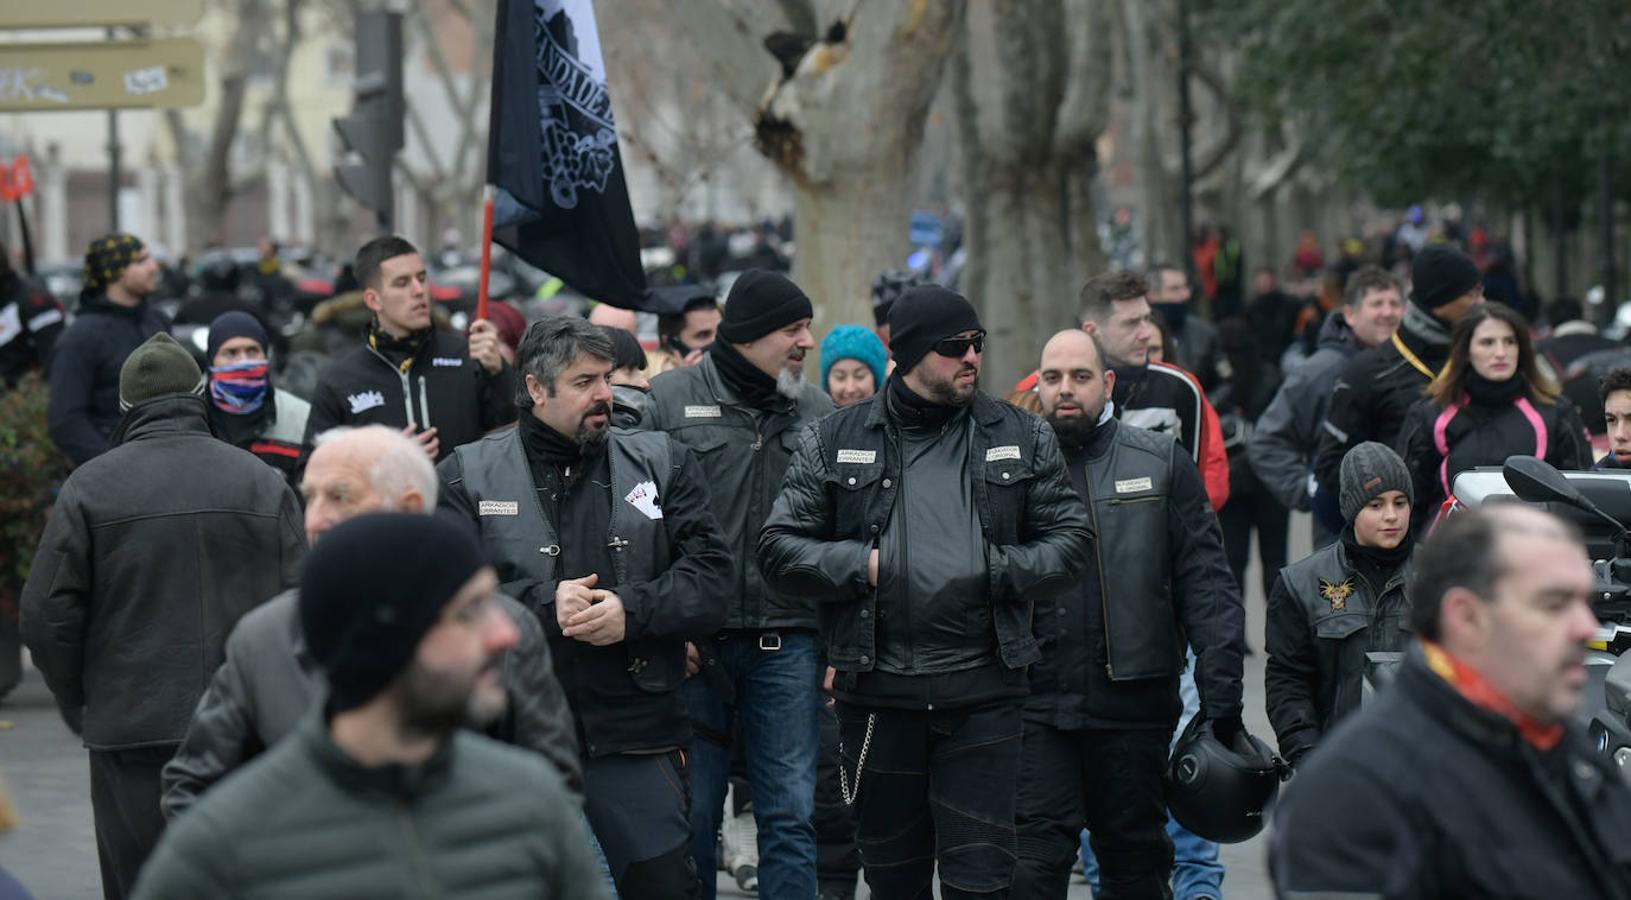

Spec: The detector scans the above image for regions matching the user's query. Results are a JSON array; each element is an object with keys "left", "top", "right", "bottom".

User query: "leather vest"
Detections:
[
  {"left": 452, "top": 426, "right": 680, "bottom": 690},
  {"left": 1281, "top": 541, "right": 1413, "bottom": 721},
  {"left": 1080, "top": 421, "right": 1183, "bottom": 680}
]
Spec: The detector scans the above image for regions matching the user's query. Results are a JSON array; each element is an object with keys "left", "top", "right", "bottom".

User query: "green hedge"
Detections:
[{"left": 0, "top": 373, "right": 70, "bottom": 625}]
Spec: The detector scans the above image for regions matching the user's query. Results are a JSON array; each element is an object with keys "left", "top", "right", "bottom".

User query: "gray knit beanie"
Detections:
[
  {"left": 119, "top": 332, "right": 205, "bottom": 410},
  {"left": 1339, "top": 441, "right": 1414, "bottom": 523}
]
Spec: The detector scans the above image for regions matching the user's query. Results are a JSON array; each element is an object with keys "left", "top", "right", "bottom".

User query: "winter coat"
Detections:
[
  {"left": 160, "top": 590, "right": 582, "bottom": 821},
  {"left": 1265, "top": 541, "right": 1413, "bottom": 764},
  {"left": 1111, "top": 359, "right": 1232, "bottom": 510},
  {"left": 643, "top": 354, "right": 834, "bottom": 631},
  {"left": 1029, "top": 417, "right": 1245, "bottom": 730},
  {"left": 20, "top": 394, "right": 305, "bottom": 749},
  {"left": 211, "top": 388, "right": 309, "bottom": 486},
  {"left": 757, "top": 390, "right": 1092, "bottom": 676},
  {"left": 1398, "top": 391, "right": 1592, "bottom": 534},
  {"left": 133, "top": 711, "right": 609, "bottom": 900},
  {"left": 0, "top": 271, "right": 65, "bottom": 387},
  {"left": 45, "top": 293, "right": 170, "bottom": 465},
  {"left": 1270, "top": 647, "right": 1631, "bottom": 900},
  {"left": 1248, "top": 313, "right": 1363, "bottom": 511},
  {"left": 301, "top": 329, "right": 517, "bottom": 462}
]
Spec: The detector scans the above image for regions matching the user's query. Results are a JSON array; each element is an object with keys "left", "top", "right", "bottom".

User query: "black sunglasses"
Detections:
[{"left": 932, "top": 331, "right": 986, "bottom": 358}]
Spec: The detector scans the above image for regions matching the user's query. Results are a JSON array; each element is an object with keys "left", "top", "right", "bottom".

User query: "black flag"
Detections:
[{"left": 487, "top": 0, "right": 647, "bottom": 309}]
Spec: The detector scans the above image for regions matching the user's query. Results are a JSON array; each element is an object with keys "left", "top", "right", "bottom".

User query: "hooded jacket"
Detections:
[
  {"left": 46, "top": 292, "right": 170, "bottom": 465},
  {"left": 1248, "top": 312, "right": 1365, "bottom": 512},
  {"left": 160, "top": 590, "right": 582, "bottom": 821},
  {"left": 301, "top": 328, "right": 517, "bottom": 462},
  {"left": 20, "top": 394, "right": 305, "bottom": 749}
]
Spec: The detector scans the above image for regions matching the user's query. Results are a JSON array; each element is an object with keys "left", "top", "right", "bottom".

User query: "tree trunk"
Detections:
[{"left": 790, "top": 164, "right": 915, "bottom": 333}]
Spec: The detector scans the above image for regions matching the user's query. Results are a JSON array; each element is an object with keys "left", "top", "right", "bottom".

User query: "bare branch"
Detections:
[
  {"left": 668, "top": 0, "right": 781, "bottom": 119},
  {"left": 1191, "top": 60, "right": 1239, "bottom": 183}
]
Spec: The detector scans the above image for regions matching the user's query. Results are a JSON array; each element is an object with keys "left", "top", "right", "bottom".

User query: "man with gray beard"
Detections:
[{"left": 644, "top": 270, "right": 834, "bottom": 900}]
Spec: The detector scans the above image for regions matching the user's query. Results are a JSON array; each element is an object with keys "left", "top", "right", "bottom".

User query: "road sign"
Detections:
[
  {"left": 0, "top": 37, "right": 204, "bottom": 111},
  {"left": 0, "top": 0, "right": 206, "bottom": 29}
]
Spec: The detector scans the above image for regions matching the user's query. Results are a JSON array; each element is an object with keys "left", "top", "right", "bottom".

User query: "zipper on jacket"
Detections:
[
  {"left": 366, "top": 344, "right": 421, "bottom": 430},
  {"left": 418, "top": 376, "right": 431, "bottom": 431},
  {"left": 1083, "top": 468, "right": 1115, "bottom": 678},
  {"left": 397, "top": 804, "right": 437, "bottom": 895}
]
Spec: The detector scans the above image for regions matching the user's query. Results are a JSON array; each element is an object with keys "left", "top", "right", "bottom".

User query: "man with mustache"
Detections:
[
  {"left": 1017, "top": 330, "right": 1245, "bottom": 898},
  {"left": 644, "top": 269, "right": 834, "bottom": 899},
  {"left": 1271, "top": 505, "right": 1631, "bottom": 898},
  {"left": 760, "top": 286, "right": 1092, "bottom": 898},
  {"left": 301, "top": 235, "right": 517, "bottom": 462},
  {"left": 439, "top": 317, "right": 733, "bottom": 898}
]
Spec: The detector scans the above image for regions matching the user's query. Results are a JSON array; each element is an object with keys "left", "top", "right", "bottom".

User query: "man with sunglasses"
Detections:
[{"left": 760, "top": 285, "right": 1092, "bottom": 899}]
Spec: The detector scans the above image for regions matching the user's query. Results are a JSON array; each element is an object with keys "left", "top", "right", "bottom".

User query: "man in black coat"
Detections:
[
  {"left": 1313, "top": 245, "right": 1484, "bottom": 502},
  {"left": 1271, "top": 505, "right": 1631, "bottom": 898},
  {"left": 47, "top": 233, "right": 168, "bottom": 466},
  {"left": 160, "top": 424, "right": 582, "bottom": 820},
  {"left": 302, "top": 235, "right": 516, "bottom": 462},
  {"left": 759, "top": 287, "right": 1093, "bottom": 899},
  {"left": 439, "top": 317, "right": 732, "bottom": 898},
  {"left": 21, "top": 333, "right": 305, "bottom": 899},
  {"left": 1017, "top": 330, "right": 1246, "bottom": 899}
]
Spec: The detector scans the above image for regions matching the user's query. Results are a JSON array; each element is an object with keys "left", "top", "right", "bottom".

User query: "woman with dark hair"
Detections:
[{"left": 1398, "top": 302, "right": 1591, "bottom": 534}]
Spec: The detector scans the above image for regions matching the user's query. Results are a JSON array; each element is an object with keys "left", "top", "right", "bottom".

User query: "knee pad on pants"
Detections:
[{"left": 617, "top": 844, "right": 699, "bottom": 900}]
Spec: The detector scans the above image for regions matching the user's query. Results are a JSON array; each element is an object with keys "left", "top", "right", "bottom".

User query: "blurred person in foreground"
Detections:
[
  {"left": 133, "top": 514, "right": 607, "bottom": 899},
  {"left": 1270, "top": 505, "right": 1631, "bottom": 898},
  {"left": 160, "top": 424, "right": 580, "bottom": 820}
]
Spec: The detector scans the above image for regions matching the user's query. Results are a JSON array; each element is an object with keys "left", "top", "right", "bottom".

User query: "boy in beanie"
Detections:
[
  {"left": 134, "top": 514, "right": 608, "bottom": 900},
  {"left": 1313, "top": 245, "right": 1483, "bottom": 517},
  {"left": 22, "top": 323, "right": 303, "bottom": 898},
  {"left": 820, "top": 324, "right": 887, "bottom": 408},
  {"left": 1267, "top": 441, "right": 1416, "bottom": 766},
  {"left": 644, "top": 268, "right": 833, "bottom": 899},
  {"left": 48, "top": 232, "right": 167, "bottom": 466},
  {"left": 761, "top": 287, "right": 1092, "bottom": 899},
  {"left": 203, "top": 311, "right": 310, "bottom": 484}
]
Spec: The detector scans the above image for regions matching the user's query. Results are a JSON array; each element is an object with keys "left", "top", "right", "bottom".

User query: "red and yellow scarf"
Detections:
[{"left": 1422, "top": 641, "right": 1564, "bottom": 750}]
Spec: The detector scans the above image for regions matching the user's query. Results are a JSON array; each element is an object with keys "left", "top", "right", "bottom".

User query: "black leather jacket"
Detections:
[
  {"left": 758, "top": 389, "right": 1092, "bottom": 675},
  {"left": 21, "top": 394, "right": 306, "bottom": 749},
  {"left": 1272, "top": 647, "right": 1631, "bottom": 899},
  {"left": 160, "top": 590, "right": 581, "bottom": 820},
  {"left": 643, "top": 355, "right": 834, "bottom": 630}
]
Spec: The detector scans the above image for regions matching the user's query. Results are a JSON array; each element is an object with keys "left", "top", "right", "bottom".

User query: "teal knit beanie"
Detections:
[{"left": 820, "top": 325, "right": 887, "bottom": 394}]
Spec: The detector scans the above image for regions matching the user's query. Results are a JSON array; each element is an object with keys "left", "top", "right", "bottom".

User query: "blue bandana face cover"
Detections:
[{"left": 210, "top": 360, "right": 271, "bottom": 414}]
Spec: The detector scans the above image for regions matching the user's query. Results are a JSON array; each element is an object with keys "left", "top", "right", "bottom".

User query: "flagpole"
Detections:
[{"left": 476, "top": 184, "right": 496, "bottom": 322}]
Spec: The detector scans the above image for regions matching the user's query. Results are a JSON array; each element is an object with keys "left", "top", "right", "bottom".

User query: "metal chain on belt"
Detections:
[{"left": 837, "top": 712, "right": 876, "bottom": 806}]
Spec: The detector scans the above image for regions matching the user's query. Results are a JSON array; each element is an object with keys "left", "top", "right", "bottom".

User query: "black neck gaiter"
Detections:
[
  {"left": 1341, "top": 525, "right": 1412, "bottom": 593},
  {"left": 368, "top": 320, "right": 432, "bottom": 372},
  {"left": 710, "top": 340, "right": 781, "bottom": 408},
  {"left": 1463, "top": 370, "right": 1527, "bottom": 406},
  {"left": 886, "top": 374, "right": 960, "bottom": 431}
]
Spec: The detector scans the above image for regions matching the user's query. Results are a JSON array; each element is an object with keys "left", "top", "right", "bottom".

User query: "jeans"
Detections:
[
  {"left": 838, "top": 699, "right": 1023, "bottom": 898},
  {"left": 1079, "top": 651, "right": 1225, "bottom": 900},
  {"left": 683, "top": 631, "right": 819, "bottom": 900}
]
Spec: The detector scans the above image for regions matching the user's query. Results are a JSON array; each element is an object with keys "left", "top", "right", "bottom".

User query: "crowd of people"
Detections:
[{"left": 1, "top": 225, "right": 1629, "bottom": 900}]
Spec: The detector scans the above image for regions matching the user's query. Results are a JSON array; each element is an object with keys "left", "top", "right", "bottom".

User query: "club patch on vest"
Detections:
[
  {"left": 836, "top": 449, "right": 876, "bottom": 464},
  {"left": 1320, "top": 577, "right": 1355, "bottom": 611},
  {"left": 1115, "top": 477, "right": 1153, "bottom": 494},
  {"left": 986, "top": 445, "right": 1021, "bottom": 462},
  {"left": 478, "top": 500, "right": 519, "bottom": 517},
  {"left": 347, "top": 390, "right": 385, "bottom": 414},
  {"left": 432, "top": 357, "right": 464, "bottom": 368},
  {"left": 684, "top": 405, "right": 722, "bottom": 418},
  {"left": 624, "top": 480, "right": 663, "bottom": 520}
]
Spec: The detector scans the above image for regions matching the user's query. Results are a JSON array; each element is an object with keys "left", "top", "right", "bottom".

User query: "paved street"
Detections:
[{"left": 0, "top": 518, "right": 1301, "bottom": 899}]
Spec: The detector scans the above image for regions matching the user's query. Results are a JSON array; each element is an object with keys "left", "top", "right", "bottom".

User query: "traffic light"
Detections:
[{"left": 332, "top": 10, "right": 403, "bottom": 231}]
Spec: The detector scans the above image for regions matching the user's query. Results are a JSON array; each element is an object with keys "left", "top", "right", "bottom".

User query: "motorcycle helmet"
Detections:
[{"left": 1166, "top": 716, "right": 1288, "bottom": 843}]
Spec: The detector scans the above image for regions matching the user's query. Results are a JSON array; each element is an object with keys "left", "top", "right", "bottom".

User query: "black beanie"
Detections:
[
  {"left": 207, "top": 311, "right": 270, "bottom": 364},
  {"left": 601, "top": 324, "right": 647, "bottom": 371},
  {"left": 1410, "top": 245, "right": 1481, "bottom": 311},
  {"left": 299, "top": 513, "right": 488, "bottom": 712},
  {"left": 719, "top": 270, "right": 813, "bottom": 343},
  {"left": 887, "top": 284, "right": 983, "bottom": 373}
]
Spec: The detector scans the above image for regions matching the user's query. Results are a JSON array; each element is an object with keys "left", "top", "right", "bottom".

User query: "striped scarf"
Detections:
[{"left": 210, "top": 360, "right": 270, "bottom": 415}]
